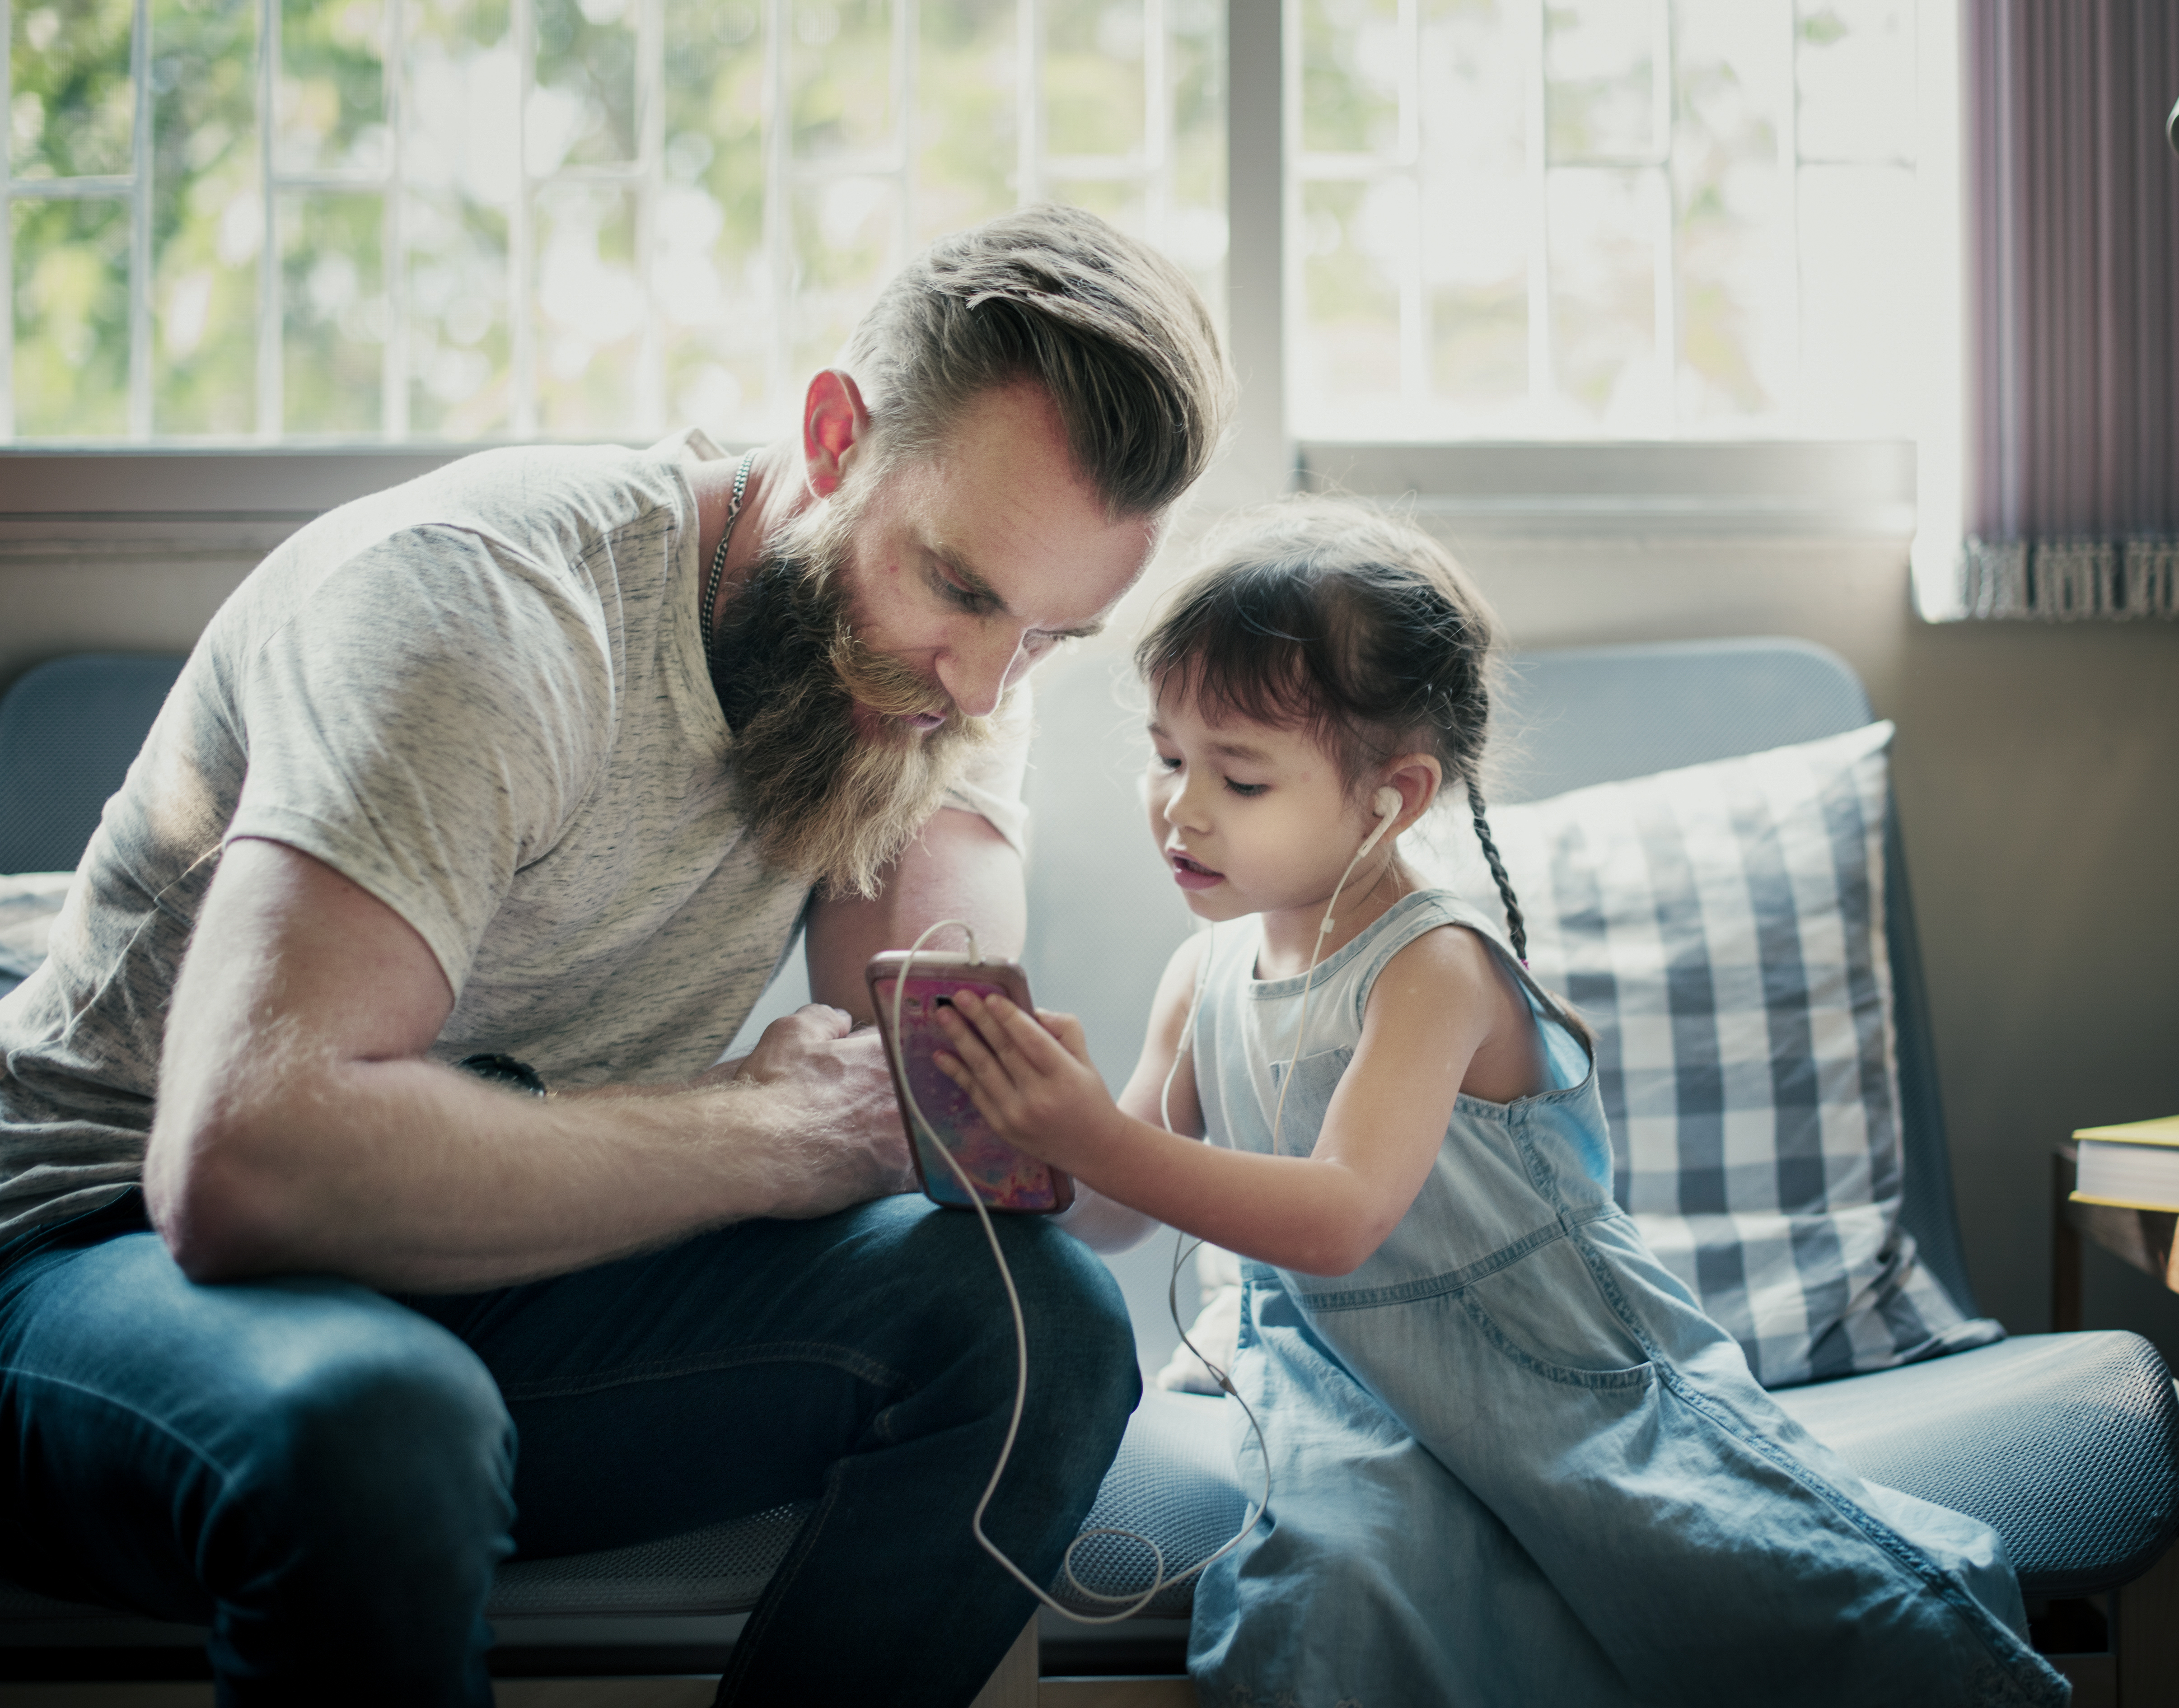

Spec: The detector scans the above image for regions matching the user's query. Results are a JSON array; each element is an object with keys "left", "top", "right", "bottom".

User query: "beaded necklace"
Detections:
[{"left": 699, "top": 448, "right": 759, "bottom": 671}]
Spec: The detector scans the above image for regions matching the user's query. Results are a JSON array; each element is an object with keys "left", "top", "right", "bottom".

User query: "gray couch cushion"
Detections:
[
  {"left": 1768, "top": 1331, "right": 2179, "bottom": 1594},
  {"left": 486, "top": 1500, "right": 814, "bottom": 1618},
  {"left": 1066, "top": 1333, "right": 2179, "bottom": 1616},
  {"left": 1048, "top": 1389, "right": 1245, "bottom": 1619},
  {"left": 0, "top": 654, "right": 186, "bottom": 875}
]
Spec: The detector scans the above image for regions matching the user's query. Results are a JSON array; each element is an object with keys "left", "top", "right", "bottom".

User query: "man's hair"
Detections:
[{"left": 841, "top": 203, "right": 1233, "bottom": 518}]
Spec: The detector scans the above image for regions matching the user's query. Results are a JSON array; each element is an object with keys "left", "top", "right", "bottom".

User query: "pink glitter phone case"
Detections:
[{"left": 866, "top": 952, "right": 1075, "bottom": 1214}]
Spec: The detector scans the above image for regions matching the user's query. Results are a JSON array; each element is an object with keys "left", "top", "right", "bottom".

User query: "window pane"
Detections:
[
  {"left": 1546, "top": 0, "right": 1664, "bottom": 165},
  {"left": 7, "top": 0, "right": 1227, "bottom": 443},
  {"left": 534, "top": 181, "right": 641, "bottom": 435},
  {"left": 282, "top": 191, "right": 384, "bottom": 433},
  {"left": 1045, "top": 0, "right": 1144, "bottom": 159},
  {"left": 789, "top": 174, "right": 898, "bottom": 377},
  {"left": 405, "top": 0, "right": 517, "bottom": 437},
  {"left": 1295, "top": 176, "right": 1401, "bottom": 432},
  {"left": 151, "top": 0, "right": 260, "bottom": 434},
  {"left": 1431, "top": 271, "right": 1525, "bottom": 422},
  {"left": 1421, "top": 0, "right": 1528, "bottom": 422},
  {"left": 13, "top": 196, "right": 131, "bottom": 434},
  {"left": 533, "top": 0, "right": 637, "bottom": 171},
  {"left": 1164, "top": 0, "right": 1227, "bottom": 339},
  {"left": 1673, "top": 0, "right": 1790, "bottom": 429},
  {"left": 10, "top": 0, "right": 135, "bottom": 179},
  {"left": 789, "top": 0, "right": 897, "bottom": 165},
  {"left": 1045, "top": 175, "right": 1144, "bottom": 240},
  {"left": 1299, "top": 0, "right": 1398, "bottom": 158},
  {"left": 408, "top": 189, "right": 509, "bottom": 436},
  {"left": 1547, "top": 166, "right": 1665, "bottom": 432},
  {"left": 1289, "top": 0, "right": 1931, "bottom": 440},
  {"left": 1798, "top": 162, "right": 1915, "bottom": 435},
  {"left": 913, "top": 0, "right": 1015, "bottom": 244},
  {"left": 660, "top": 0, "right": 766, "bottom": 439},
  {"left": 279, "top": 0, "right": 387, "bottom": 174},
  {"left": 1797, "top": 0, "right": 1914, "bottom": 165}
]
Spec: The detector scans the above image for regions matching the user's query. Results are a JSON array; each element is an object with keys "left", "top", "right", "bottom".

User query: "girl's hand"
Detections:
[{"left": 932, "top": 992, "right": 1120, "bottom": 1172}]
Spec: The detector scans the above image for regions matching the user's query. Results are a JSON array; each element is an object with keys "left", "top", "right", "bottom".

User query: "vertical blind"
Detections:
[{"left": 1960, "top": 0, "right": 2179, "bottom": 620}]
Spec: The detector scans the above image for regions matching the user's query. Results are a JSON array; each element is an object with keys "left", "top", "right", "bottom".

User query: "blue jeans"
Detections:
[{"left": 0, "top": 1189, "right": 1138, "bottom": 1706}]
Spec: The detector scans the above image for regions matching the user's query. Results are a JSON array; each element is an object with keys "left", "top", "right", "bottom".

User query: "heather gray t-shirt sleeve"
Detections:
[
  {"left": 0, "top": 439, "right": 1044, "bottom": 1242},
  {"left": 225, "top": 524, "right": 612, "bottom": 997}
]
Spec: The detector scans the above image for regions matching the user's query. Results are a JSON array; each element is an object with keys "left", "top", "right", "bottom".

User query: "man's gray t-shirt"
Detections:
[{"left": 0, "top": 437, "right": 1030, "bottom": 1240}]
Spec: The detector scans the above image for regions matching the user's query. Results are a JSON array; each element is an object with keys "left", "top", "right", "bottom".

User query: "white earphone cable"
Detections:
[
  {"left": 1267, "top": 787, "right": 1402, "bottom": 1156},
  {"left": 1152, "top": 923, "right": 1271, "bottom": 1533},
  {"left": 890, "top": 921, "right": 1269, "bottom": 1623}
]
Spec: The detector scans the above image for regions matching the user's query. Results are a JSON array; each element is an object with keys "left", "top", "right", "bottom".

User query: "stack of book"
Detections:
[{"left": 2071, "top": 1116, "right": 2179, "bottom": 1213}]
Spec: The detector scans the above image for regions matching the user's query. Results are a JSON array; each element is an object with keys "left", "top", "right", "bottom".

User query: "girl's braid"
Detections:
[{"left": 1466, "top": 782, "right": 1527, "bottom": 964}]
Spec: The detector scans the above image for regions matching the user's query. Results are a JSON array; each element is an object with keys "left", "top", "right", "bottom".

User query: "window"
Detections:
[
  {"left": 5, "top": 0, "right": 1942, "bottom": 459},
  {"left": 1292, "top": 0, "right": 1923, "bottom": 442},
  {"left": 4, "top": 0, "right": 1226, "bottom": 441}
]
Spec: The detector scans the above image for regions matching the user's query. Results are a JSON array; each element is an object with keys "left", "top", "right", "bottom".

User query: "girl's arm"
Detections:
[
  {"left": 937, "top": 925, "right": 1524, "bottom": 1276},
  {"left": 1047, "top": 932, "right": 1209, "bottom": 1253}
]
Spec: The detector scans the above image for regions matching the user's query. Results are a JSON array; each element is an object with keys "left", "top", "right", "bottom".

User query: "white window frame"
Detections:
[
  {"left": 1284, "top": 0, "right": 1926, "bottom": 439},
  {"left": 1, "top": 0, "right": 1202, "bottom": 445},
  {"left": 1, "top": 0, "right": 1960, "bottom": 578}
]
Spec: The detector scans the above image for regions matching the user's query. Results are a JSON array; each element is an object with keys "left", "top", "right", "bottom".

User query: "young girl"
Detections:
[{"left": 932, "top": 501, "right": 2065, "bottom": 1708}]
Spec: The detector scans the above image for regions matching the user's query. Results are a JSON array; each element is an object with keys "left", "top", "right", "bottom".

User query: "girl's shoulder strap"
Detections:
[
  {"left": 1182, "top": 918, "right": 1249, "bottom": 1046},
  {"left": 1349, "top": 889, "right": 1587, "bottom": 1049},
  {"left": 1345, "top": 891, "right": 1477, "bottom": 1030}
]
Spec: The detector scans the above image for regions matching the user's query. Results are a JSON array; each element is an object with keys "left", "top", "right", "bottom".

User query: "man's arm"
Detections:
[
  {"left": 144, "top": 836, "right": 909, "bottom": 1292},
  {"left": 803, "top": 806, "right": 1027, "bottom": 1022}
]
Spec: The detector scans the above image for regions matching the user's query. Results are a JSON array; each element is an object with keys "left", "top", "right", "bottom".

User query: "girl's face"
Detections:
[{"left": 1144, "top": 682, "right": 1383, "bottom": 925}]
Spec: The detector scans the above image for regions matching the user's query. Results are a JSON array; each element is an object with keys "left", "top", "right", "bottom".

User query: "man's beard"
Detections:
[{"left": 709, "top": 504, "right": 997, "bottom": 900}]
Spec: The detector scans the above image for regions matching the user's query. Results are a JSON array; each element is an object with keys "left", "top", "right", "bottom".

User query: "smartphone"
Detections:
[{"left": 865, "top": 951, "right": 1075, "bottom": 1215}]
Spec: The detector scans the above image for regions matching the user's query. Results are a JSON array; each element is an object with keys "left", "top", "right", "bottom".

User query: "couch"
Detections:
[{"left": 0, "top": 639, "right": 2173, "bottom": 1705}]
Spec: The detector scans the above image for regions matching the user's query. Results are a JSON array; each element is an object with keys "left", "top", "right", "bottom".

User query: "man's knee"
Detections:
[
  {"left": 4, "top": 1237, "right": 515, "bottom": 1637},
  {"left": 981, "top": 1217, "right": 1141, "bottom": 1494},
  {"left": 814, "top": 1196, "right": 1139, "bottom": 1490},
  {"left": 1003, "top": 1217, "right": 1137, "bottom": 1377},
  {"left": 217, "top": 1291, "right": 514, "bottom": 1585},
  {"left": 901, "top": 1199, "right": 1132, "bottom": 1357}
]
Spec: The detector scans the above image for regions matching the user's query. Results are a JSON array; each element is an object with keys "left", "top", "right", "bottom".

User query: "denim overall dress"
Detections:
[{"left": 1183, "top": 891, "right": 2065, "bottom": 1708}]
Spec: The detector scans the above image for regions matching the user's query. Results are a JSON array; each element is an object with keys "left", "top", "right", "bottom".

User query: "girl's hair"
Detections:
[{"left": 1133, "top": 497, "right": 1530, "bottom": 962}]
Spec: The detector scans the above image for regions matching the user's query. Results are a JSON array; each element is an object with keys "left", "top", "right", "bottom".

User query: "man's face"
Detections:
[
  {"left": 713, "top": 381, "right": 1162, "bottom": 898},
  {"left": 830, "top": 381, "right": 1161, "bottom": 728}
]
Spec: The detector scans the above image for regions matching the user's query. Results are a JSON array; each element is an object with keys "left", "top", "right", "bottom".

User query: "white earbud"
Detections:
[
  {"left": 1347, "top": 786, "right": 1403, "bottom": 866},
  {"left": 1315, "top": 788, "right": 1405, "bottom": 946}
]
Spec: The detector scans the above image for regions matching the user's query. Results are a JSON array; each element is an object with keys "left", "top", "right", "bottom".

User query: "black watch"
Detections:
[{"left": 456, "top": 1053, "right": 548, "bottom": 1098}]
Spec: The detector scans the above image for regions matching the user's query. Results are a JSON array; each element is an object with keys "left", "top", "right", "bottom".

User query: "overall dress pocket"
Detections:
[
  {"left": 1455, "top": 1230, "right": 1655, "bottom": 1390},
  {"left": 1263, "top": 1050, "right": 1345, "bottom": 1157}
]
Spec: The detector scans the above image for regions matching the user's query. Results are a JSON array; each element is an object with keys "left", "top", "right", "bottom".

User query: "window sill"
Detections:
[
  {"left": 1298, "top": 440, "right": 1918, "bottom": 541},
  {"left": 0, "top": 444, "right": 497, "bottom": 523},
  {"left": 0, "top": 439, "right": 1919, "bottom": 545}
]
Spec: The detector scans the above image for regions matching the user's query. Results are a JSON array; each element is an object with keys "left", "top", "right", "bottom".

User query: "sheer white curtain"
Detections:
[{"left": 1959, "top": 0, "right": 2179, "bottom": 620}]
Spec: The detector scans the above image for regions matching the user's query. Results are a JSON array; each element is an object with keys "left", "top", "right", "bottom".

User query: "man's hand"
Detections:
[
  {"left": 931, "top": 991, "right": 1123, "bottom": 1176},
  {"left": 731, "top": 1005, "right": 915, "bottom": 1213}
]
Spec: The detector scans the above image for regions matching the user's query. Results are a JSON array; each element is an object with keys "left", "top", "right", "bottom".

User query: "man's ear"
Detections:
[{"left": 802, "top": 369, "right": 870, "bottom": 499}]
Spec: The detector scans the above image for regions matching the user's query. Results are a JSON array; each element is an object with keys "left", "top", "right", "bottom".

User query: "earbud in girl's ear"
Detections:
[{"left": 1374, "top": 787, "right": 1401, "bottom": 820}]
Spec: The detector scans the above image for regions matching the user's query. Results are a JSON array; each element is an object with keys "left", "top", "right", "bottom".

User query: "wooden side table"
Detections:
[{"left": 2053, "top": 1140, "right": 2179, "bottom": 1332}]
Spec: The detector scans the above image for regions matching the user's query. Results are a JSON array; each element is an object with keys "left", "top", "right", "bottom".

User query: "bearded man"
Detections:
[{"left": 0, "top": 205, "right": 1230, "bottom": 1704}]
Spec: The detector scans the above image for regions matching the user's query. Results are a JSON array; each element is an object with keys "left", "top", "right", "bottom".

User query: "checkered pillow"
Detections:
[{"left": 1419, "top": 722, "right": 2001, "bottom": 1389}]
